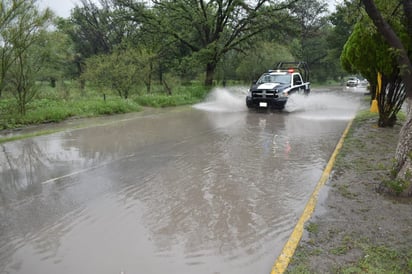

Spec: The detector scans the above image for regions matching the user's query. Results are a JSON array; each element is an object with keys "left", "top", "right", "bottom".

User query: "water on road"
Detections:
[{"left": 0, "top": 87, "right": 362, "bottom": 274}]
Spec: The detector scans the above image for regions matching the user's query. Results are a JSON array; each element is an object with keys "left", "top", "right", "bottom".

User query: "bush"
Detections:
[
  {"left": 134, "top": 85, "right": 209, "bottom": 107},
  {"left": 0, "top": 83, "right": 209, "bottom": 130},
  {"left": 0, "top": 97, "right": 141, "bottom": 130}
]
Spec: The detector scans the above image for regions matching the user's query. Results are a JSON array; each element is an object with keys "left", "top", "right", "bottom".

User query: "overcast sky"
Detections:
[
  {"left": 39, "top": 0, "right": 81, "bottom": 18},
  {"left": 39, "top": 0, "right": 341, "bottom": 18}
]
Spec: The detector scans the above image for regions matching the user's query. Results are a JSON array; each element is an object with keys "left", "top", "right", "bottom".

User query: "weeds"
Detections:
[
  {"left": 134, "top": 85, "right": 209, "bottom": 107},
  {"left": 288, "top": 240, "right": 412, "bottom": 274},
  {"left": 383, "top": 176, "right": 411, "bottom": 195},
  {"left": 383, "top": 163, "right": 412, "bottom": 195},
  {"left": 345, "top": 245, "right": 412, "bottom": 274},
  {"left": 0, "top": 83, "right": 210, "bottom": 130},
  {"left": 305, "top": 222, "right": 319, "bottom": 234},
  {"left": 337, "top": 184, "right": 358, "bottom": 199}
]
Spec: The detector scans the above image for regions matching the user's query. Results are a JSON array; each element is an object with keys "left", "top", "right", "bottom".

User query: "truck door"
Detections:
[{"left": 292, "top": 74, "right": 304, "bottom": 94}]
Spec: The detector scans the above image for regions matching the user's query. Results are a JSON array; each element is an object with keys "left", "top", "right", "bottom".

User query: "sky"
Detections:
[
  {"left": 39, "top": 0, "right": 81, "bottom": 18},
  {"left": 39, "top": 0, "right": 341, "bottom": 18}
]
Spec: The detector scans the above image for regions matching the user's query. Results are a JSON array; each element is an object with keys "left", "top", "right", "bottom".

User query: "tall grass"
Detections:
[
  {"left": 0, "top": 82, "right": 210, "bottom": 130},
  {"left": 134, "top": 84, "right": 209, "bottom": 107}
]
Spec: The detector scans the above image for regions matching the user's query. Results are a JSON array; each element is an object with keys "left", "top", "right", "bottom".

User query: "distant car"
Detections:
[
  {"left": 359, "top": 79, "right": 369, "bottom": 87},
  {"left": 346, "top": 77, "right": 360, "bottom": 87}
]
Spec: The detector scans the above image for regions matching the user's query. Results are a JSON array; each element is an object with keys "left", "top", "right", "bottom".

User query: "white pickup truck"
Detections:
[{"left": 246, "top": 61, "right": 310, "bottom": 110}]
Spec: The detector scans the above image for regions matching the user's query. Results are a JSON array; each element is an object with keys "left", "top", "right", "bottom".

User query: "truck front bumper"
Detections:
[{"left": 246, "top": 96, "right": 288, "bottom": 110}]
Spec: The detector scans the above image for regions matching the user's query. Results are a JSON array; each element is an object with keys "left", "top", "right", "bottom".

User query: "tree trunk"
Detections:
[
  {"left": 50, "top": 78, "right": 56, "bottom": 88},
  {"left": 378, "top": 75, "right": 406, "bottom": 127},
  {"left": 163, "top": 79, "right": 172, "bottom": 95},
  {"left": 147, "top": 61, "right": 152, "bottom": 93},
  {"left": 394, "top": 98, "right": 412, "bottom": 195},
  {"left": 362, "top": 0, "right": 412, "bottom": 195},
  {"left": 205, "top": 63, "right": 216, "bottom": 86}
]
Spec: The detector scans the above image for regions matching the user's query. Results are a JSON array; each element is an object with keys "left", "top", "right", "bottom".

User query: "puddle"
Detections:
[{"left": 285, "top": 92, "right": 361, "bottom": 120}]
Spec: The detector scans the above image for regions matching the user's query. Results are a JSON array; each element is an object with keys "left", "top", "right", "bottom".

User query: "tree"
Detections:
[
  {"left": 83, "top": 47, "right": 154, "bottom": 98},
  {"left": 361, "top": 0, "right": 412, "bottom": 195},
  {"left": 38, "top": 30, "right": 75, "bottom": 88},
  {"left": 120, "top": 0, "right": 298, "bottom": 86},
  {"left": 288, "top": 0, "right": 334, "bottom": 82},
  {"left": 235, "top": 41, "right": 293, "bottom": 81},
  {"left": 326, "top": 0, "right": 358, "bottom": 82},
  {"left": 62, "top": 0, "right": 136, "bottom": 89},
  {"left": 289, "top": 0, "right": 329, "bottom": 63},
  {"left": 2, "top": 0, "right": 53, "bottom": 114},
  {"left": 341, "top": 14, "right": 406, "bottom": 127},
  {"left": 69, "top": 0, "right": 123, "bottom": 57},
  {"left": 0, "top": 0, "right": 28, "bottom": 97}
]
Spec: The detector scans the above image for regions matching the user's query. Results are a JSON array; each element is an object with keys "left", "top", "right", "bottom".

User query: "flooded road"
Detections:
[{"left": 0, "top": 88, "right": 362, "bottom": 274}]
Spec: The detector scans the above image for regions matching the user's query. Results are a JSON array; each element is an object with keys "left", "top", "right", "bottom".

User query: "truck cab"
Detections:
[{"left": 246, "top": 62, "right": 310, "bottom": 110}]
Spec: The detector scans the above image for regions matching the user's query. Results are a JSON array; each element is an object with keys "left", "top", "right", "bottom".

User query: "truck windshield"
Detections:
[{"left": 258, "top": 74, "right": 290, "bottom": 85}]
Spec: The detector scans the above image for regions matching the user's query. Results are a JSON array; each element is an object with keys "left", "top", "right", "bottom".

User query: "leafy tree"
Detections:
[
  {"left": 83, "top": 47, "right": 154, "bottom": 99},
  {"left": 38, "top": 30, "right": 75, "bottom": 88},
  {"left": 69, "top": 0, "right": 123, "bottom": 56},
  {"left": 119, "top": 0, "right": 298, "bottom": 86},
  {"left": 1, "top": 0, "right": 52, "bottom": 114},
  {"left": 360, "top": 0, "right": 412, "bottom": 195},
  {"left": 325, "top": 0, "right": 358, "bottom": 82},
  {"left": 289, "top": 0, "right": 329, "bottom": 62},
  {"left": 0, "top": 0, "right": 29, "bottom": 97},
  {"left": 341, "top": 2, "right": 407, "bottom": 127},
  {"left": 62, "top": 0, "right": 137, "bottom": 89},
  {"left": 288, "top": 0, "right": 333, "bottom": 81},
  {"left": 235, "top": 41, "right": 293, "bottom": 81}
]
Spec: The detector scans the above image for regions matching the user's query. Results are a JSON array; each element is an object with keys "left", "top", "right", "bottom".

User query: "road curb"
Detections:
[{"left": 270, "top": 118, "right": 354, "bottom": 274}]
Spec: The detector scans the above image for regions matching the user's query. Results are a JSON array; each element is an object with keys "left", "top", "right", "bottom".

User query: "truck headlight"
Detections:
[{"left": 278, "top": 91, "right": 288, "bottom": 98}]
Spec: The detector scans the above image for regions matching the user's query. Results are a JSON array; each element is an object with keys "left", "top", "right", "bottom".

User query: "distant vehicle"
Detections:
[
  {"left": 346, "top": 77, "right": 360, "bottom": 87},
  {"left": 359, "top": 78, "right": 369, "bottom": 87},
  {"left": 246, "top": 61, "right": 310, "bottom": 110}
]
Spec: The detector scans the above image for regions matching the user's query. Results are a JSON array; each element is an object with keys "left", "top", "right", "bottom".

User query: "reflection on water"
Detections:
[{"left": 0, "top": 91, "right": 361, "bottom": 274}]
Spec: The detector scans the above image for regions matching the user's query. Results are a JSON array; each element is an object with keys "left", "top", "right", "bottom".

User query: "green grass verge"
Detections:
[
  {"left": 0, "top": 84, "right": 210, "bottom": 131},
  {"left": 287, "top": 241, "right": 412, "bottom": 274},
  {"left": 0, "top": 97, "right": 141, "bottom": 130},
  {"left": 133, "top": 85, "right": 209, "bottom": 107}
]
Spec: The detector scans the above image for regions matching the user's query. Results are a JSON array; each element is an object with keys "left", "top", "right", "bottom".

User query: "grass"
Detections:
[
  {"left": 133, "top": 85, "right": 209, "bottom": 107},
  {"left": 305, "top": 222, "right": 319, "bottom": 234},
  {"left": 286, "top": 107, "right": 411, "bottom": 274},
  {"left": 0, "top": 97, "right": 141, "bottom": 130},
  {"left": 288, "top": 238, "right": 412, "bottom": 274},
  {"left": 340, "top": 244, "right": 412, "bottom": 274},
  {"left": 0, "top": 82, "right": 210, "bottom": 131}
]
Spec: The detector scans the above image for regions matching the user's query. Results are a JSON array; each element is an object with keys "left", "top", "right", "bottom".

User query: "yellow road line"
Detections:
[{"left": 271, "top": 119, "right": 353, "bottom": 274}]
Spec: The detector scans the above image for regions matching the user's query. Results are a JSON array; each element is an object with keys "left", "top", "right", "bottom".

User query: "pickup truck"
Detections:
[{"left": 246, "top": 61, "right": 310, "bottom": 110}]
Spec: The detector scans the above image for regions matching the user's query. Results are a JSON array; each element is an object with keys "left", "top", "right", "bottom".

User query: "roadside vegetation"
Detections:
[
  {"left": 1, "top": 0, "right": 411, "bottom": 194},
  {"left": 1, "top": 0, "right": 411, "bottom": 270},
  {"left": 0, "top": 81, "right": 209, "bottom": 130},
  {"left": 289, "top": 239, "right": 412, "bottom": 273},
  {"left": 0, "top": 0, "right": 348, "bottom": 132},
  {"left": 286, "top": 109, "right": 412, "bottom": 273}
]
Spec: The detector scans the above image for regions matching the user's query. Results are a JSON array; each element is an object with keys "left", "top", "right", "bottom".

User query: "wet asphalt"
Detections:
[{"left": 0, "top": 88, "right": 364, "bottom": 274}]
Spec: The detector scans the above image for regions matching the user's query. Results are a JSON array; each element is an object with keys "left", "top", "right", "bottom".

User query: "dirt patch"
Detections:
[{"left": 286, "top": 108, "right": 412, "bottom": 273}]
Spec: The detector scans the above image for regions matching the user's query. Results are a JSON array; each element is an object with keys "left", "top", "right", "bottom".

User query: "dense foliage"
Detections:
[
  {"left": 341, "top": 0, "right": 411, "bottom": 127},
  {"left": 0, "top": 0, "right": 356, "bottom": 129}
]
